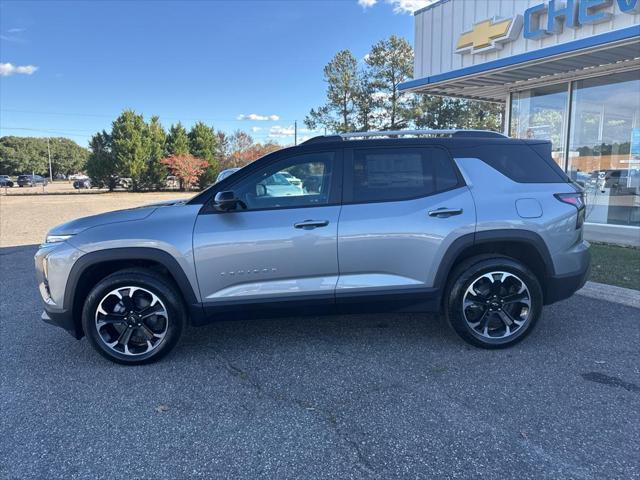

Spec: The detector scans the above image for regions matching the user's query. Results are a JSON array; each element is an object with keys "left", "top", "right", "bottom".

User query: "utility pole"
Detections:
[
  {"left": 294, "top": 121, "right": 297, "bottom": 146},
  {"left": 46, "top": 137, "right": 53, "bottom": 182}
]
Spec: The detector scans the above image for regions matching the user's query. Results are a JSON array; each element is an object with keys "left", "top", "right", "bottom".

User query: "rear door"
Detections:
[
  {"left": 193, "top": 149, "right": 342, "bottom": 307},
  {"left": 336, "top": 145, "right": 476, "bottom": 301}
]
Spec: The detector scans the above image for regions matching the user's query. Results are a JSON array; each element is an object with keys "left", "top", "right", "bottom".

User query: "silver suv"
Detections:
[{"left": 35, "top": 130, "right": 590, "bottom": 364}]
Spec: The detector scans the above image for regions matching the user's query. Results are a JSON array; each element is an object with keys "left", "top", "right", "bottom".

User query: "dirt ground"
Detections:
[{"left": 0, "top": 182, "right": 194, "bottom": 247}]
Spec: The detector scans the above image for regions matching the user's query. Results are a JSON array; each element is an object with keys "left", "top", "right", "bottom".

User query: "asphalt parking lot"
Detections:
[{"left": 1, "top": 244, "right": 639, "bottom": 480}]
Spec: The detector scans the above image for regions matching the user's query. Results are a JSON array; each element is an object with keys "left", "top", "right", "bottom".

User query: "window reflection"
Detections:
[
  {"left": 510, "top": 84, "right": 568, "bottom": 167},
  {"left": 568, "top": 72, "right": 640, "bottom": 227}
]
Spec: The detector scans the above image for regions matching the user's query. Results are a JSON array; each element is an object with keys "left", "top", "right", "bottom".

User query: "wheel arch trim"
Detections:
[
  {"left": 433, "top": 229, "right": 555, "bottom": 291},
  {"left": 63, "top": 247, "right": 199, "bottom": 312}
]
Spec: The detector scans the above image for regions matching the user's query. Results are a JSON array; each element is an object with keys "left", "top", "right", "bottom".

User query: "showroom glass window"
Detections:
[
  {"left": 568, "top": 72, "right": 640, "bottom": 227},
  {"left": 510, "top": 83, "right": 568, "bottom": 167}
]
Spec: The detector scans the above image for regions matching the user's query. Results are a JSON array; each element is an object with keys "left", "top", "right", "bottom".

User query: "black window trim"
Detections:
[
  {"left": 199, "top": 147, "right": 343, "bottom": 215},
  {"left": 341, "top": 144, "right": 466, "bottom": 206}
]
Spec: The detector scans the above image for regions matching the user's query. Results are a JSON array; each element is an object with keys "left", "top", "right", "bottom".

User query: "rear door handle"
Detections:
[
  {"left": 294, "top": 220, "right": 329, "bottom": 229},
  {"left": 428, "top": 208, "right": 463, "bottom": 218}
]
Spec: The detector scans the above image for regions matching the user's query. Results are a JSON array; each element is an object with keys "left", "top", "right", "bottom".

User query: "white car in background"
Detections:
[
  {"left": 278, "top": 171, "right": 302, "bottom": 187},
  {"left": 258, "top": 172, "right": 303, "bottom": 197}
]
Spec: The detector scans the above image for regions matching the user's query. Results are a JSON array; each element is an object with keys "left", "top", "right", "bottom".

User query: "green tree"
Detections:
[
  {"left": 188, "top": 121, "right": 218, "bottom": 188},
  {"left": 166, "top": 122, "right": 190, "bottom": 156},
  {"left": 142, "top": 115, "right": 168, "bottom": 189},
  {"left": 86, "top": 130, "right": 119, "bottom": 190},
  {"left": 0, "top": 136, "right": 88, "bottom": 176},
  {"left": 354, "top": 74, "right": 377, "bottom": 132},
  {"left": 305, "top": 50, "right": 359, "bottom": 133},
  {"left": 412, "top": 96, "right": 504, "bottom": 132},
  {"left": 365, "top": 35, "right": 414, "bottom": 130},
  {"left": 111, "top": 109, "right": 150, "bottom": 190}
]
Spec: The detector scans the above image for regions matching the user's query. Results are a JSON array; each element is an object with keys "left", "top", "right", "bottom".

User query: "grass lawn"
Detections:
[{"left": 589, "top": 243, "right": 640, "bottom": 290}]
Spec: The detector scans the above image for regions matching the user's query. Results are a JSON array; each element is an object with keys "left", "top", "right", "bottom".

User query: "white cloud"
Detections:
[
  {"left": 0, "top": 63, "right": 38, "bottom": 76},
  {"left": 237, "top": 113, "right": 280, "bottom": 121},
  {"left": 268, "top": 125, "right": 296, "bottom": 138},
  {"left": 251, "top": 126, "right": 262, "bottom": 132},
  {"left": 8, "top": 28, "right": 25, "bottom": 33},
  {"left": 268, "top": 125, "right": 318, "bottom": 139},
  {"left": 358, "top": 0, "right": 435, "bottom": 14}
]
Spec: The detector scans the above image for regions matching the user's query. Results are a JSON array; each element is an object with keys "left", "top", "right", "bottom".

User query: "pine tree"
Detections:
[
  {"left": 143, "top": 116, "right": 168, "bottom": 189},
  {"left": 305, "top": 50, "right": 359, "bottom": 133},
  {"left": 111, "top": 109, "right": 150, "bottom": 191},
  {"left": 166, "top": 122, "right": 190, "bottom": 156},
  {"left": 86, "top": 130, "right": 118, "bottom": 190},
  {"left": 188, "top": 122, "right": 218, "bottom": 188},
  {"left": 365, "top": 35, "right": 414, "bottom": 130}
]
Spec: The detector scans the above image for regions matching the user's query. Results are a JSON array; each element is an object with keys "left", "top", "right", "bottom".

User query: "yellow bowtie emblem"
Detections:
[{"left": 456, "top": 16, "right": 521, "bottom": 54}]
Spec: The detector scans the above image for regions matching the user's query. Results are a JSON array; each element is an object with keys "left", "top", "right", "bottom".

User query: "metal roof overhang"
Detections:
[{"left": 399, "top": 25, "right": 640, "bottom": 103}]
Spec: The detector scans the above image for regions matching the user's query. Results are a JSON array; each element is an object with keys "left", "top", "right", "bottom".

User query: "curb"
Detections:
[{"left": 577, "top": 281, "right": 640, "bottom": 309}]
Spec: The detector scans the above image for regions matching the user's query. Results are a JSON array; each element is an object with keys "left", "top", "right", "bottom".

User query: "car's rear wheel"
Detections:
[
  {"left": 82, "top": 269, "right": 185, "bottom": 364},
  {"left": 445, "top": 256, "right": 543, "bottom": 349}
]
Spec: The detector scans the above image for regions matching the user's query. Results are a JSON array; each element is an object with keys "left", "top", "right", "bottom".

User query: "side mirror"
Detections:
[{"left": 213, "top": 191, "right": 240, "bottom": 211}]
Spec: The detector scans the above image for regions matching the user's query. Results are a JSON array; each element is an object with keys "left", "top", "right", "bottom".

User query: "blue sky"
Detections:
[{"left": 0, "top": 0, "right": 427, "bottom": 146}]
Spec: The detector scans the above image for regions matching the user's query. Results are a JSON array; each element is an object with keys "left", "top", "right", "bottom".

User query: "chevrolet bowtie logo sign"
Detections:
[{"left": 456, "top": 15, "right": 523, "bottom": 55}]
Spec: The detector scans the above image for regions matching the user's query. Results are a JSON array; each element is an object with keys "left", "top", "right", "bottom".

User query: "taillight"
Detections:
[{"left": 554, "top": 192, "right": 585, "bottom": 229}]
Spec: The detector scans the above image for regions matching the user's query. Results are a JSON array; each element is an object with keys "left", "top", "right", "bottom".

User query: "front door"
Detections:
[{"left": 193, "top": 150, "right": 341, "bottom": 309}]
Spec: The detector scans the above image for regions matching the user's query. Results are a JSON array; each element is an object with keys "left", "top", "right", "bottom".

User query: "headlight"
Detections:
[{"left": 45, "top": 234, "right": 73, "bottom": 244}]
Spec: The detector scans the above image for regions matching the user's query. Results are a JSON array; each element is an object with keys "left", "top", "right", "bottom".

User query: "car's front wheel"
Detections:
[
  {"left": 82, "top": 268, "right": 185, "bottom": 364},
  {"left": 445, "top": 256, "right": 543, "bottom": 349}
]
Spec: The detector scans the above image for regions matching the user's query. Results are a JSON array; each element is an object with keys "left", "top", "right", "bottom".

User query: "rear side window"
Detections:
[
  {"left": 348, "top": 147, "right": 461, "bottom": 203},
  {"left": 453, "top": 143, "right": 568, "bottom": 183}
]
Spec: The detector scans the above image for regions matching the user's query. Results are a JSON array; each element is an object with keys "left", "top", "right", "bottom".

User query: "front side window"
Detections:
[
  {"left": 349, "top": 147, "right": 459, "bottom": 203},
  {"left": 230, "top": 152, "right": 335, "bottom": 210}
]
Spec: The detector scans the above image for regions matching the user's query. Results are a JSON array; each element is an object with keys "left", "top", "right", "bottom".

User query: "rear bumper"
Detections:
[{"left": 543, "top": 252, "right": 591, "bottom": 305}]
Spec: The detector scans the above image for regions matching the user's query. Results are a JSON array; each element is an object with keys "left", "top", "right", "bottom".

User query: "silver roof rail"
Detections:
[{"left": 339, "top": 129, "right": 506, "bottom": 139}]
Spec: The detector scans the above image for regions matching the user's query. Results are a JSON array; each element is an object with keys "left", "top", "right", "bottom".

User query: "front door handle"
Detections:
[
  {"left": 428, "top": 208, "right": 463, "bottom": 218},
  {"left": 294, "top": 220, "right": 329, "bottom": 229}
]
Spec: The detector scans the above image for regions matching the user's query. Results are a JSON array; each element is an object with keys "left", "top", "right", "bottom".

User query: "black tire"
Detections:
[
  {"left": 445, "top": 255, "right": 543, "bottom": 349},
  {"left": 82, "top": 268, "right": 185, "bottom": 364}
]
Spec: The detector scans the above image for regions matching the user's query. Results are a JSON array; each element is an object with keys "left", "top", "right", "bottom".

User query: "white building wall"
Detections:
[{"left": 414, "top": 0, "right": 640, "bottom": 79}]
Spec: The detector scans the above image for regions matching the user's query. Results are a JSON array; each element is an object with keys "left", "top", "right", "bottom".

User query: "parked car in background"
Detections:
[
  {"left": 216, "top": 168, "right": 240, "bottom": 183},
  {"left": 17, "top": 174, "right": 48, "bottom": 187},
  {"left": 69, "top": 173, "right": 88, "bottom": 181},
  {"left": 165, "top": 176, "right": 180, "bottom": 189},
  {"left": 0, "top": 175, "right": 14, "bottom": 187},
  {"left": 73, "top": 178, "right": 92, "bottom": 189},
  {"left": 258, "top": 172, "right": 303, "bottom": 197},
  {"left": 279, "top": 171, "right": 302, "bottom": 187},
  {"left": 118, "top": 178, "right": 133, "bottom": 190}
]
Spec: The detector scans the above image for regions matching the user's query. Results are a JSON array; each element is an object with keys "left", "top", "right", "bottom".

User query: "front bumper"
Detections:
[
  {"left": 35, "top": 241, "right": 84, "bottom": 339},
  {"left": 41, "top": 308, "right": 81, "bottom": 339}
]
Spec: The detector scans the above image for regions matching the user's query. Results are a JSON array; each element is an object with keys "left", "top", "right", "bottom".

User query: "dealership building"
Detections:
[{"left": 400, "top": 0, "right": 640, "bottom": 246}]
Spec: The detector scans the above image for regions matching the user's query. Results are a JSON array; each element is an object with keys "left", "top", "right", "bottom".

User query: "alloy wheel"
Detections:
[
  {"left": 94, "top": 286, "right": 169, "bottom": 356},
  {"left": 462, "top": 271, "right": 532, "bottom": 339}
]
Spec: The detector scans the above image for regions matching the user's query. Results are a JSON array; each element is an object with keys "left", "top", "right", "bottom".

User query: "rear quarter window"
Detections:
[{"left": 453, "top": 143, "right": 568, "bottom": 183}]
